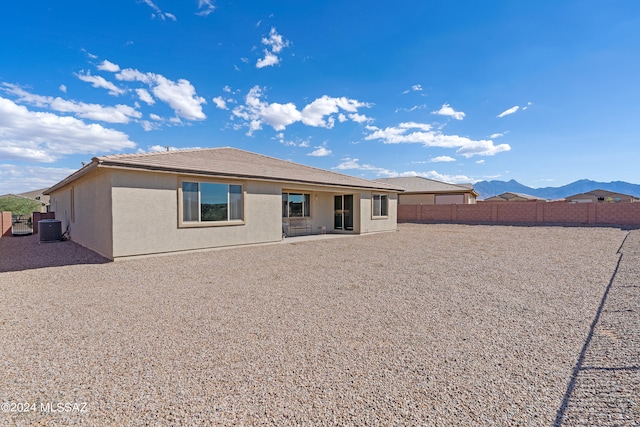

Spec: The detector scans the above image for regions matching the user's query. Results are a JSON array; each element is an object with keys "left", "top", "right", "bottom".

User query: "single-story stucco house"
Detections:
[
  {"left": 482, "top": 192, "right": 547, "bottom": 202},
  {"left": 44, "top": 147, "right": 403, "bottom": 260},
  {"left": 375, "top": 176, "right": 478, "bottom": 205},
  {"left": 564, "top": 189, "right": 640, "bottom": 203}
]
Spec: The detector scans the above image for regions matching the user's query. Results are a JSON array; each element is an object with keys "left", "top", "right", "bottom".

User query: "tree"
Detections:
[{"left": 0, "top": 196, "right": 43, "bottom": 215}]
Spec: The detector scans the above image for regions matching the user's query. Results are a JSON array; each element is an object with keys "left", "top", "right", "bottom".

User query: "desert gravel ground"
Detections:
[{"left": 0, "top": 224, "right": 637, "bottom": 426}]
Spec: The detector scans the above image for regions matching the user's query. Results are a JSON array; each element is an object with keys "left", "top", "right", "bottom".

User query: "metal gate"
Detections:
[{"left": 12, "top": 214, "right": 33, "bottom": 236}]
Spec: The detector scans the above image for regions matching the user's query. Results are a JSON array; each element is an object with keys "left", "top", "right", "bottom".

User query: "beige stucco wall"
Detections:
[
  {"left": 281, "top": 184, "right": 339, "bottom": 234},
  {"left": 49, "top": 168, "right": 114, "bottom": 259},
  {"left": 399, "top": 193, "right": 436, "bottom": 205},
  {"left": 400, "top": 192, "right": 476, "bottom": 205},
  {"left": 110, "top": 170, "right": 283, "bottom": 258},
  {"left": 358, "top": 191, "right": 398, "bottom": 234},
  {"left": 50, "top": 167, "right": 400, "bottom": 259},
  {"left": 280, "top": 187, "right": 397, "bottom": 235}
]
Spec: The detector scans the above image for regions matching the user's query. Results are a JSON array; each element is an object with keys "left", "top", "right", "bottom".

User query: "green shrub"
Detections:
[{"left": 0, "top": 196, "right": 43, "bottom": 215}]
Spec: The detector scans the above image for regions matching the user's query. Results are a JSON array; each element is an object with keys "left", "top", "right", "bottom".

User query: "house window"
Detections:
[
  {"left": 282, "top": 193, "right": 310, "bottom": 217},
  {"left": 373, "top": 194, "right": 388, "bottom": 217},
  {"left": 182, "top": 181, "right": 243, "bottom": 223}
]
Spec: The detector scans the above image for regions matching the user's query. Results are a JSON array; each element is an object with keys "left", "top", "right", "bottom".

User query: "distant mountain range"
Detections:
[{"left": 474, "top": 179, "right": 640, "bottom": 200}]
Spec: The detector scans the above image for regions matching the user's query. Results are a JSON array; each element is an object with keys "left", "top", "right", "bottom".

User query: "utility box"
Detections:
[{"left": 39, "top": 219, "right": 62, "bottom": 242}]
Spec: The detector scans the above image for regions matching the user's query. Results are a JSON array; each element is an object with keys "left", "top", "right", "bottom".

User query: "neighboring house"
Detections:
[
  {"left": 375, "top": 176, "right": 478, "bottom": 205},
  {"left": 564, "top": 189, "right": 640, "bottom": 203},
  {"left": 45, "top": 147, "right": 403, "bottom": 260},
  {"left": 483, "top": 192, "right": 547, "bottom": 202},
  {"left": 18, "top": 188, "right": 51, "bottom": 209}
]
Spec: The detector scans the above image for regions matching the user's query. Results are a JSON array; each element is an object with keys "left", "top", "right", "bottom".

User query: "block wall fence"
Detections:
[
  {"left": 398, "top": 202, "right": 640, "bottom": 227},
  {"left": 32, "top": 212, "right": 56, "bottom": 234},
  {"left": 1, "top": 212, "right": 11, "bottom": 238},
  {"left": 0, "top": 211, "right": 56, "bottom": 239}
]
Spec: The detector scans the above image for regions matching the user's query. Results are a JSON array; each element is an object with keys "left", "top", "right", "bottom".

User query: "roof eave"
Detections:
[
  {"left": 43, "top": 161, "right": 98, "bottom": 195},
  {"left": 97, "top": 161, "right": 405, "bottom": 192}
]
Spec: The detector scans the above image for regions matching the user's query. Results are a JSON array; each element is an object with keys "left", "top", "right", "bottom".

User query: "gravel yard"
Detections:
[{"left": 0, "top": 224, "right": 637, "bottom": 426}]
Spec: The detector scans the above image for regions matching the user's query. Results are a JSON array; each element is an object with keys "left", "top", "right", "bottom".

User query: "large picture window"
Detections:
[
  {"left": 182, "top": 181, "right": 243, "bottom": 223},
  {"left": 373, "top": 194, "right": 388, "bottom": 217},
  {"left": 282, "top": 193, "right": 311, "bottom": 217}
]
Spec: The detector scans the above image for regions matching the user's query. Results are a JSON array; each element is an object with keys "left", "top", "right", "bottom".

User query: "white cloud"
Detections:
[
  {"left": 115, "top": 68, "right": 206, "bottom": 120},
  {"left": 348, "top": 113, "right": 371, "bottom": 123},
  {"left": 402, "top": 84, "right": 423, "bottom": 94},
  {"left": 196, "top": 0, "right": 215, "bottom": 16},
  {"left": 273, "top": 133, "right": 310, "bottom": 147},
  {"left": 97, "top": 60, "right": 120, "bottom": 72},
  {"left": 364, "top": 122, "right": 511, "bottom": 157},
  {"left": 141, "top": 0, "right": 176, "bottom": 21},
  {"left": 148, "top": 145, "right": 176, "bottom": 152},
  {"left": 59, "top": 85, "right": 67, "bottom": 93},
  {"left": 262, "top": 27, "right": 289, "bottom": 53},
  {"left": 497, "top": 106, "right": 519, "bottom": 118},
  {"left": 334, "top": 158, "right": 396, "bottom": 177},
  {"left": 136, "top": 88, "right": 155, "bottom": 105},
  {"left": 231, "top": 86, "right": 370, "bottom": 134},
  {"left": 455, "top": 140, "right": 511, "bottom": 157},
  {"left": 409, "top": 171, "right": 477, "bottom": 184},
  {"left": 256, "top": 28, "right": 290, "bottom": 68},
  {"left": 334, "top": 157, "right": 478, "bottom": 184},
  {"left": 0, "top": 164, "right": 78, "bottom": 194},
  {"left": 0, "top": 96, "right": 135, "bottom": 163},
  {"left": 396, "top": 104, "right": 427, "bottom": 113},
  {"left": 308, "top": 142, "right": 331, "bottom": 157},
  {"left": 76, "top": 71, "right": 125, "bottom": 96},
  {"left": 151, "top": 75, "right": 206, "bottom": 120},
  {"left": 301, "top": 96, "right": 368, "bottom": 128},
  {"left": 430, "top": 156, "right": 456, "bottom": 162},
  {"left": 522, "top": 101, "right": 532, "bottom": 110},
  {"left": 141, "top": 144, "right": 202, "bottom": 153},
  {"left": 3, "top": 84, "right": 141, "bottom": 124},
  {"left": 308, "top": 146, "right": 331, "bottom": 157},
  {"left": 399, "top": 121, "right": 432, "bottom": 131},
  {"left": 489, "top": 132, "right": 504, "bottom": 139},
  {"left": 432, "top": 103, "right": 465, "bottom": 120},
  {"left": 256, "top": 50, "right": 280, "bottom": 68},
  {"left": 476, "top": 159, "right": 485, "bottom": 164},
  {"left": 114, "top": 67, "right": 149, "bottom": 82},
  {"left": 212, "top": 96, "right": 227, "bottom": 109},
  {"left": 140, "top": 120, "right": 158, "bottom": 131}
]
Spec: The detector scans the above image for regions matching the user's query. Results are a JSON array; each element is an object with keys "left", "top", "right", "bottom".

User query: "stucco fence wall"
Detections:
[
  {"left": 1, "top": 211, "right": 11, "bottom": 238},
  {"left": 0, "top": 211, "right": 55, "bottom": 238},
  {"left": 32, "top": 212, "right": 56, "bottom": 234},
  {"left": 398, "top": 201, "right": 640, "bottom": 227}
]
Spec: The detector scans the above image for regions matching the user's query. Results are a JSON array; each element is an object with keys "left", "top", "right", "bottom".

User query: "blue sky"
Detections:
[{"left": 1, "top": 1, "right": 639, "bottom": 194}]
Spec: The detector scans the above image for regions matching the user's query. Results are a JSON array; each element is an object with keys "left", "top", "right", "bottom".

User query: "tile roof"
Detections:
[
  {"left": 375, "top": 176, "right": 477, "bottom": 194},
  {"left": 485, "top": 192, "right": 546, "bottom": 201},
  {"left": 565, "top": 189, "right": 639, "bottom": 200},
  {"left": 46, "top": 148, "right": 403, "bottom": 193}
]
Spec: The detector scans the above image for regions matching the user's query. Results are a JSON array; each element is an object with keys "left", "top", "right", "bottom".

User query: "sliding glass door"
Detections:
[{"left": 334, "top": 195, "right": 353, "bottom": 231}]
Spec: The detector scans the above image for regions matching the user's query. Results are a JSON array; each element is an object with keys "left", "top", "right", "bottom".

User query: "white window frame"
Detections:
[
  {"left": 372, "top": 193, "right": 389, "bottom": 218},
  {"left": 179, "top": 178, "right": 245, "bottom": 227},
  {"left": 282, "top": 192, "right": 312, "bottom": 218}
]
